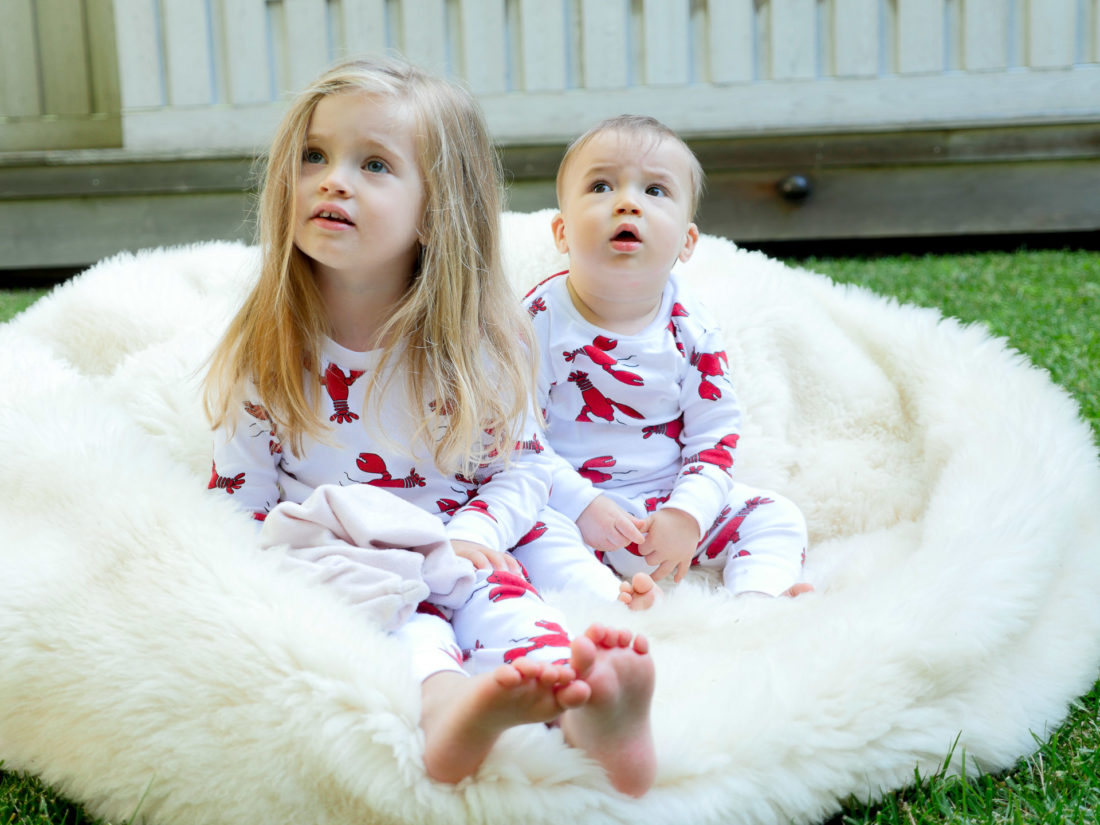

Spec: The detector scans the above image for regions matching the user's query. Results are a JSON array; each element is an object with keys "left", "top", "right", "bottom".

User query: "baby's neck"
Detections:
[{"left": 566, "top": 278, "right": 662, "bottom": 335}]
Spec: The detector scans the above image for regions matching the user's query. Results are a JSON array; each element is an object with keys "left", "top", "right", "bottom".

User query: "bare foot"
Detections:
[
  {"left": 561, "top": 624, "right": 656, "bottom": 797},
  {"left": 421, "top": 659, "right": 590, "bottom": 784},
  {"left": 618, "top": 572, "right": 663, "bottom": 611},
  {"left": 782, "top": 582, "right": 814, "bottom": 597}
]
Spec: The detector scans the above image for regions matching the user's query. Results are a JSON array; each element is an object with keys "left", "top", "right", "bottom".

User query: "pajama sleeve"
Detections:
[
  {"left": 444, "top": 413, "right": 555, "bottom": 552},
  {"left": 662, "top": 326, "right": 740, "bottom": 537},
  {"left": 209, "top": 394, "right": 282, "bottom": 522}
]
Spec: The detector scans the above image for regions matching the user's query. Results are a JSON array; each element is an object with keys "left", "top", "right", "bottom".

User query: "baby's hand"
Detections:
[
  {"left": 451, "top": 539, "right": 523, "bottom": 574},
  {"left": 639, "top": 508, "right": 700, "bottom": 583},
  {"left": 576, "top": 495, "right": 648, "bottom": 552}
]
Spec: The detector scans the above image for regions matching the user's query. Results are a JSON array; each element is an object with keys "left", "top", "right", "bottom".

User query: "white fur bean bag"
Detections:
[{"left": 2, "top": 210, "right": 1099, "bottom": 825}]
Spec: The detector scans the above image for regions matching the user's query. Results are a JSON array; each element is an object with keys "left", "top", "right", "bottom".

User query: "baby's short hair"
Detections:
[{"left": 556, "top": 114, "right": 705, "bottom": 217}]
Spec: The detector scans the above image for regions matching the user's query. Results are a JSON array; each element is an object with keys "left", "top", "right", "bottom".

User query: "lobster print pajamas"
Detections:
[
  {"left": 209, "top": 338, "right": 579, "bottom": 682},
  {"left": 525, "top": 271, "right": 808, "bottom": 597}
]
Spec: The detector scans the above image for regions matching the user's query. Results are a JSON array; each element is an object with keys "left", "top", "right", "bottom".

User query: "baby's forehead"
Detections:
[{"left": 571, "top": 129, "right": 692, "bottom": 180}]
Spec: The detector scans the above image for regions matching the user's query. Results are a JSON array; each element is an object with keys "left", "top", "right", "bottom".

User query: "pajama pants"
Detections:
[
  {"left": 392, "top": 566, "right": 574, "bottom": 683},
  {"left": 516, "top": 486, "right": 807, "bottom": 599}
]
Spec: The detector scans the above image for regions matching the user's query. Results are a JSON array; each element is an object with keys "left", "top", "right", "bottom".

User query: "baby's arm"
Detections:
[
  {"left": 450, "top": 539, "right": 524, "bottom": 574},
  {"left": 576, "top": 495, "right": 647, "bottom": 553}
]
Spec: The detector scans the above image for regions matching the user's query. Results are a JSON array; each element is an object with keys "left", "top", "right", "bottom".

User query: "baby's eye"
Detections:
[
  {"left": 591, "top": 181, "right": 611, "bottom": 193},
  {"left": 645, "top": 184, "right": 668, "bottom": 197},
  {"left": 365, "top": 159, "right": 389, "bottom": 173},
  {"left": 303, "top": 149, "right": 325, "bottom": 164}
]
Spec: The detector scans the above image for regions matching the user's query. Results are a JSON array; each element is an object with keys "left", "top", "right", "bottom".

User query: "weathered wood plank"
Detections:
[
  {"left": 280, "top": 0, "right": 331, "bottom": 93},
  {"left": 642, "top": 0, "right": 690, "bottom": 85},
  {"left": 112, "top": 0, "right": 163, "bottom": 108},
  {"left": 221, "top": 0, "right": 272, "bottom": 104},
  {"left": 579, "top": 0, "right": 629, "bottom": 89},
  {"left": 338, "top": 0, "right": 388, "bottom": 59},
  {"left": 517, "top": 0, "right": 568, "bottom": 90},
  {"left": 896, "top": 0, "right": 944, "bottom": 74},
  {"left": 459, "top": 0, "right": 508, "bottom": 93},
  {"left": 832, "top": 0, "right": 878, "bottom": 77},
  {"left": 38, "top": 0, "right": 91, "bottom": 114},
  {"left": 1026, "top": 0, "right": 1076, "bottom": 67},
  {"left": 707, "top": 0, "right": 755, "bottom": 83},
  {"left": 768, "top": 0, "right": 816, "bottom": 80},
  {"left": 86, "top": 0, "right": 121, "bottom": 114},
  {"left": 1, "top": 0, "right": 42, "bottom": 117},
  {"left": 962, "top": 0, "right": 1009, "bottom": 70},
  {"left": 398, "top": 0, "right": 449, "bottom": 74},
  {"left": 162, "top": 0, "right": 214, "bottom": 106}
]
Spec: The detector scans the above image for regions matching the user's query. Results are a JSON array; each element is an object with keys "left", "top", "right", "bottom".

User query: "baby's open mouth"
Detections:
[{"left": 613, "top": 229, "right": 639, "bottom": 242}]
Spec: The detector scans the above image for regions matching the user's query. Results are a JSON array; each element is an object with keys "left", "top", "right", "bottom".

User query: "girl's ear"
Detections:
[
  {"left": 551, "top": 213, "right": 569, "bottom": 254},
  {"left": 678, "top": 222, "right": 700, "bottom": 263}
]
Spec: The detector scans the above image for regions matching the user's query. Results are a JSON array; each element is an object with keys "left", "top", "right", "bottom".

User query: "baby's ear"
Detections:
[
  {"left": 551, "top": 213, "right": 569, "bottom": 254},
  {"left": 678, "top": 223, "right": 700, "bottom": 263}
]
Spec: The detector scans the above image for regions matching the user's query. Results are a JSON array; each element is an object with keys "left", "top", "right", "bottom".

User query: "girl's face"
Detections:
[{"left": 294, "top": 91, "right": 424, "bottom": 287}]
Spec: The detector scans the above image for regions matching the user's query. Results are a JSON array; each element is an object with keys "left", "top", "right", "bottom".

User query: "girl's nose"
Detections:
[{"left": 319, "top": 166, "right": 350, "bottom": 195}]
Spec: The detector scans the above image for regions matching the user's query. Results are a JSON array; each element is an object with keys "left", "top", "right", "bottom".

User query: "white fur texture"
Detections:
[{"left": 1, "top": 210, "right": 1098, "bottom": 825}]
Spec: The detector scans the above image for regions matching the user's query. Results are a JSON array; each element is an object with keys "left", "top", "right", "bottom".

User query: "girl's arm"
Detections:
[{"left": 209, "top": 396, "right": 282, "bottom": 522}]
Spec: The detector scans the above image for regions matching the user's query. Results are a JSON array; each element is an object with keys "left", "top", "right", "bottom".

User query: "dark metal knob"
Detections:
[{"left": 777, "top": 174, "right": 812, "bottom": 202}]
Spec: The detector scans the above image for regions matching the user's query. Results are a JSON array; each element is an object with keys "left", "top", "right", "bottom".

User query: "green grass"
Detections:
[{"left": 1, "top": 247, "right": 1098, "bottom": 824}]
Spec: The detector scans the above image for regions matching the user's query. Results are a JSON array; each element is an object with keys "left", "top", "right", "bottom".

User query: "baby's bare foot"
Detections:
[
  {"left": 618, "top": 573, "right": 662, "bottom": 611},
  {"left": 561, "top": 624, "right": 656, "bottom": 797},
  {"left": 421, "top": 660, "right": 589, "bottom": 784}
]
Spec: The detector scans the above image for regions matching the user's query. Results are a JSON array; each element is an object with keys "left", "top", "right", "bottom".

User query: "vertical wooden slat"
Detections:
[
  {"left": 641, "top": 0, "right": 690, "bottom": 84},
  {"left": 1026, "top": 0, "right": 1076, "bottom": 67},
  {"left": 162, "top": 0, "right": 214, "bottom": 105},
  {"left": 769, "top": 0, "right": 817, "bottom": 80},
  {"left": 460, "top": 0, "right": 509, "bottom": 93},
  {"left": 896, "top": 0, "right": 944, "bottom": 73},
  {"left": 0, "top": 0, "right": 41, "bottom": 116},
  {"left": 113, "top": 0, "right": 163, "bottom": 108},
  {"left": 832, "top": 0, "right": 878, "bottom": 77},
  {"left": 220, "top": 0, "right": 271, "bottom": 103},
  {"left": 518, "top": 0, "right": 567, "bottom": 91},
  {"left": 579, "top": 0, "right": 629, "bottom": 89},
  {"left": 86, "top": 0, "right": 121, "bottom": 113},
  {"left": 38, "top": 0, "right": 91, "bottom": 114},
  {"left": 961, "top": 0, "right": 1008, "bottom": 70},
  {"left": 281, "top": 0, "right": 331, "bottom": 92},
  {"left": 339, "top": 0, "right": 388, "bottom": 58},
  {"left": 708, "top": 0, "right": 755, "bottom": 84},
  {"left": 399, "top": 0, "right": 450, "bottom": 74}
]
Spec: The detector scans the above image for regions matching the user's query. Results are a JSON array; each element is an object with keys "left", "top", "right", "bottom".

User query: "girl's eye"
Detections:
[
  {"left": 365, "top": 159, "right": 389, "bottom": 173},
  {"left": 646, "top": 185, "right": 667, "bottom": 197},
  {"left": 303, "top": 149, "right": 324, "bottom": 164},
  {"left": 592, "top": 182, "right": 611, "bottom": 193}
]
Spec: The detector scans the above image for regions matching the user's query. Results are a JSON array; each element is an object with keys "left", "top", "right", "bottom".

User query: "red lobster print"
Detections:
[
  {"left": 354, "top": 453, "right": 425, "bottom": 488},
  {"left": 642, "top": 416, "right": 684, "bottom": 443},
  {"left": 684, "top": 433, "right": 740, "bottom": 473},
  {"left": 460, "top": 499, "right": 498, "bottom": 523},
  {"left": 704, "top": 496, "right": 773, "bottom": 559},
  {"left": 437, "top": 474, "right": 477, "bottom": 516},
  {"left": 503, "top": 620, "right": 571, "bottom": 664},
  {"left": 515, "top": 435, "right": 545, "bottom": 454},
  {"left": 244, "top": 401, "right": 281, "bottom": 454},
  {"left": 487, "top": 570, "right": 539, "bottom": 602},
  {"left": 577, "top": 455, "right": 617, "bottom": 484},
  {"left": 666, "top": 321, "right": 686, "bottom": 357},
  {"left": 563, "top": 336, "right": 643, "bottom": 386},
  {"left": 323, "top": 364, "right": 365, "bottom": 423},
  {"left": 208, "top": 461, "right": 244, "bottom": 494},
  {"left": 689, "top": 349, "right": 729, "bottom": 400},
  {"left": 527, "top": 296, "right": 547, "bottom": 317},
  {"left": 569, "top": 370, "right": 643, "bottom": 423},
  {"left": 513, "top": 521, "right": 548, "bottom": 548}
]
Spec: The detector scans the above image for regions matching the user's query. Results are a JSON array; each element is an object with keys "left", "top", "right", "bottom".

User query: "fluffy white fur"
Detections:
[{"left": 1, "top": 210, "right": 1098, "bottom": 825}]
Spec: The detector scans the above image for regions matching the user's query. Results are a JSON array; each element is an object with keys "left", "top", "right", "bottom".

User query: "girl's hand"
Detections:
[
  {"left": 451, "top": 539, "right": 523, "bottom": 574},
  {"left": 639, "top": 507, "right": 701, "bottom": 583},
  {"left": 576, "top": 495, "right": 648, "bottom": 552}
]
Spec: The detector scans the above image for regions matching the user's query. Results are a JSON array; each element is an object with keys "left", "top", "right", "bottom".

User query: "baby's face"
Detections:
[{"left": 553, "top": 130, "right": 698, "bottom": 297}]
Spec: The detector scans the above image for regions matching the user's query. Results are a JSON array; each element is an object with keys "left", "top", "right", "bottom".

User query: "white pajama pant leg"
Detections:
[
  {"left": 600, "top": 483, "right": 807, "bottom": 597},
  {"left": 509, "top": 506, "right": 621, "bottom": 602},
  {"left": 450, "top": 567, "right": 574, "bottom": 674}
]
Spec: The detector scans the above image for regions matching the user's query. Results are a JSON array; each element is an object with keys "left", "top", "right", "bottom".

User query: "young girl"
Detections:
[{"left": 203, "top": 56, "right": 655, "bottom": 795}]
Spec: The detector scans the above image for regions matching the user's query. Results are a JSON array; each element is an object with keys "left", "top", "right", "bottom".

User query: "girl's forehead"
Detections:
[{"left": 307, "top": 91, "right": 417, "bottom": 139}]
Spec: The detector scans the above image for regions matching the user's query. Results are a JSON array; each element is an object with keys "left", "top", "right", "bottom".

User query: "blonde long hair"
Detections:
[{"left": 204, "top": 55, "right": 534, "bottom": 476}]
